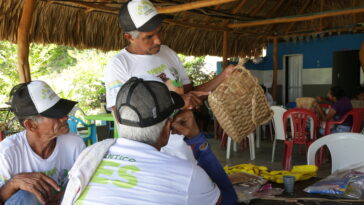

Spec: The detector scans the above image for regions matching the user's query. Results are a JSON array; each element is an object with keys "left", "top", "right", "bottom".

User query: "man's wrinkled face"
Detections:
[
  {"left": 37, "top": 116, "right": 69, "bottom": 139},
  {"left": 130, "top": 26, "right": 162, "bottom": 55}
]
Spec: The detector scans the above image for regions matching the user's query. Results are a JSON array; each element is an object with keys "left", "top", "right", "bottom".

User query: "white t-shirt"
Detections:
[
  {"left": 0, "top": 131, "right": 85, "bottom": 188},
  {"left": 105, "top": 45, "right": 195, "bottom": 161},
  {"left": 105, "top": 45, "right": 190, "bottom": 109},
  {"left": 75, "top": 138, "right": 220, "bottom": 205}
]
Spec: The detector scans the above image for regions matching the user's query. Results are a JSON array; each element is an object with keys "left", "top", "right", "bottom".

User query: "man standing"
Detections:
[
  {"left": 0, "top": 80, "right": 85, "bottom": 205},
  {"left": 105, "top": 0, "right": 235, "bottom": 160},
  {"left": 62, "top": 77, "right": 237, "bottom": 204}
]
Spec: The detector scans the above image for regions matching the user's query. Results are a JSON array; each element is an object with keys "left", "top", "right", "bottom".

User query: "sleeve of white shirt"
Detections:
[
  {"left": 0, "top": 153, "right": 12, "bottom": 188},
  {"left": 187, "top": 165, "right": 220, "bottom": 205},
  {"left": 167, "top": 47, "right": 191, "bottom": 86},
  {"left": 105, "top": 56, "right": 131, "bottom": 109}
]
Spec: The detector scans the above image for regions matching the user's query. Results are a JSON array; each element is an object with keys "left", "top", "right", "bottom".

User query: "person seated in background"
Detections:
[
  {"left": 354, "top": 86, "right": 364, "bottom": 101},
  {"left": 260, "top": 85, "right": 274, "bottom": 106},
  {"left": 0, "top": 80, "right": 85, "bottom": 205},
  {"left": 62, "top": 77, "right": 237, "bottom": 205},
  {"left": 351, "top": 86, "right": 364, "bottom": 108},
  {"left": 315, "top": 86, "right": 353, "bottom": 135}
]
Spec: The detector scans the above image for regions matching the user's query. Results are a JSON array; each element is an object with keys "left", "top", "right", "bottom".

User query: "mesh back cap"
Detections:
[
  {"left": 10, "top": 80, "right": 77, "bottom": 119},
  {"left": 115, "top": 77, "right": 184, "bottom": 127},
  {"left": 119, "top": 0, "right": 168, "bottom": 32}
]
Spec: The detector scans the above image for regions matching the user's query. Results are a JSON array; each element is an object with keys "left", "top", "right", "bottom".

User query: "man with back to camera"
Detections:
[
  {"left": 62, "top": 77, "right": 237, "bottom": 204},
  {"left": 105, "top": 0, "right": 236, "bottom": 161},
  {"left": 0, "top": 80, "right": 85, "bottom": 205}
]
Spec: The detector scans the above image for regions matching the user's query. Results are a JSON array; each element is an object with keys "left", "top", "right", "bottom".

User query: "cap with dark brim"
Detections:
[
  {"left": 170, "top": 91, "right": 184, "bottom": 109},
  {"left": 137, "top": 14, "right": 170, "bottom": 32},
  {"left": 40, "top": 99, "right": 77, "bottom": 119}
]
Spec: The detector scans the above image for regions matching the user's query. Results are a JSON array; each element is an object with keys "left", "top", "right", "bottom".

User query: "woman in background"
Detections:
[{"left": 315, "top": 86, "right": 353, "bottom": 135}]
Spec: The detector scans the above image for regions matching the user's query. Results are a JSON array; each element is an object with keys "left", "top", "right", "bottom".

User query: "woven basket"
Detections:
[
  {"left": 208, "top": 60, "right": 273, "bottom": 143},
  {"left": 296, "top": 97, "right": 316, "bottom": 110}
]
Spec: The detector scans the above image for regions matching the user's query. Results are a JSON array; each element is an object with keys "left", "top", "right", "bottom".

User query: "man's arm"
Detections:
[
  {"left": 183, "top": 64, "right": 236, "bottom": 93},
  {"left": 172, "top": 111, "right": 237, "bottom": 204},
  {"left": 0, "top": 173, "right": 60, "bottom": 204}
]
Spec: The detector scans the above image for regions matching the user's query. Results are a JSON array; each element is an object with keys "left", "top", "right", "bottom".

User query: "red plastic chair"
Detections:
[
  {"left": 282, "top": 108, "right": 319, "bottom": 170},
  {"left": 324, "top": 108, "right": 364, "bottom": 135},
  {"left": 317, "top": 108, "right": 364, "bottom": 164},
  {"left": 319, "top": 103, "right": 331, "bottom": 109}
]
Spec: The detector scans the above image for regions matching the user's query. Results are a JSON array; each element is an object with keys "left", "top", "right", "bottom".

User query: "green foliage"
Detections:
[
  {"left": 0, "top": 42, "right": 19, "bottom": 104},
  {"left": 178, "top": 55, "right": 214, "bottom": 86},
  {"left": 0, "top": 40, "right": 213, "bottom": 125},
  {"left": 29, "top": 44, "right": 77, "bottom": 77}
]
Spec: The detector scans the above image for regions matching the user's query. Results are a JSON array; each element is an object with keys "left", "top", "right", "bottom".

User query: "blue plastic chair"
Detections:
[{"left": 67, "top": 116, "right": 97, "bottom": 146}]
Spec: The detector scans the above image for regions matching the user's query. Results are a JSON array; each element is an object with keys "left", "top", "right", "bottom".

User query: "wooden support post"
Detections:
[
  {"left": 17, "top": 0, "right": 35, "bottom": 83},
  {"left": 272, "top": 38, "right": 278, "bottom": 101},
  {"left": 222, "top": 31, "right": 229, "bottom": 68}
]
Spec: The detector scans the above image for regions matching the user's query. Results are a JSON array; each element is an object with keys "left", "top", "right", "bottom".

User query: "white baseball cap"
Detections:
[
  {"left": 119, "top": 0, "right": 168, "bottom": 32},
  {"left": 10, "top": 80, "right": 77, "bottom": 119}
]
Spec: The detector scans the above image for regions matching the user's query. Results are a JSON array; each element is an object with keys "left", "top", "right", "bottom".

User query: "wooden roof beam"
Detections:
[
  {"left": 228, "top": 6, "right": 364, "bottom": 28},
  {"left": 320, "top": 0, "right": 324, "bottom": 31},
  {"left": 158, "top": 0, "right": 238, "bottom": 14},
  {"left": 48, "top": 1, "right": 119, "bottom": 14},
  {"left": 231, "top": 0, "right": 249, "bottom": 14},
  {"left": 267, "top": 0, "right": 285, "bottom": 18},
  {"left": 262, "top": 0, "right": 285, "bottom": 34},
  {"left": 48, "top": 0, "right": 239, "bottom": 15},
  {"left": 221, "top": 0, "right": 248, "bottom": 26},
  {"left": 164, "top": 18, "right": 228, "bottom": 31},
  {"left": 269, "top": 25, "right": 364, "bottom": 39},
  {"left": 284, "top": 0, "right": 312, "bottom": 34},
  {"left": 250, "top": 0, "right": 267, "bottom": 17}
]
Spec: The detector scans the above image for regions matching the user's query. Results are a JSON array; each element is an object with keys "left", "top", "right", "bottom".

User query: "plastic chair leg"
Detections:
[
  {"left": 269, "top": 122, "right": 274, "bottom": 141},
  {"left": 220, "top": 132, "right": 227, "bottom": 149},
  {"left": 233, "top": 140, "right": 237, "bottom": 152},
  {"left": 226, "top": 136, "right": 232, "bottom": 159},
  {"left": 271, "top": 139, "right": 277, "bottom": 162},
  {"left": 255, "top": 127, "right": 260, "bottom": 148},
  {"left": 283, "top": 141, "right": 293, "bottom": 170},
  {"left": 91, "top": 125, "right": 97, "bottom": 144},
  {"left": 248, "top": 133, "right": 255, "bottom": 160}
]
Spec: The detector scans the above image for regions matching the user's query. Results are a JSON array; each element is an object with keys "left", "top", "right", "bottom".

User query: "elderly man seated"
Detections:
[
  {"left": 0, "top": 80, "right": 86, "bottom": 205},
  {"left": 62, "top": 77, "right": 237, "bottom": 205}
]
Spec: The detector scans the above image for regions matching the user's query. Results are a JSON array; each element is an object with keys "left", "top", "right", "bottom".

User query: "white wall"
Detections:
[{"left": 251, "top": 67, "right": 364, "bottom": 86}]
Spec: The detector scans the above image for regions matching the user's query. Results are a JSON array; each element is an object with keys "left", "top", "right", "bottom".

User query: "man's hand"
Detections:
[
  {"left": 8, "top": 172, "right": 60, "bottom": 204},
  {"left": 221, "top": 64, "right": 237, "bottom": 79},
  {"left": 171, "top": 110, "right": 200, "bottom": 138},
  {"left": 181, "top": 91, "right": 209, "bottom": 110}
]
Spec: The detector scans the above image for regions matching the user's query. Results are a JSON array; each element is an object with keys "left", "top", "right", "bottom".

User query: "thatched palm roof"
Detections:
[{"left": 1, "top": 0, "right": 364, "bottom": 57}]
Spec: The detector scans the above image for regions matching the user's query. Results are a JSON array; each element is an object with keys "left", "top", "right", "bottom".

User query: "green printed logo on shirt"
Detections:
[
  {"left": 90, "top": 160, "right": 140, "bottom": 188},
  {"left": 147, "top": 64, "right": 166, "bottom": 75},
  {"left": 0, "top": 175, "right": 5, "bottom": 185}
]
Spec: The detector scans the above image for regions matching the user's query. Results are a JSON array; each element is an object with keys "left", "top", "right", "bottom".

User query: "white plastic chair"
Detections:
[
  {"left": 271, "top": 106, "right": 287, "bottom": 162},
  {"left": 226, "top": 133, "right": 255, "bottom": 160},
  {"left": 307, "top": 133, "right": 364, "bottom": 173}
]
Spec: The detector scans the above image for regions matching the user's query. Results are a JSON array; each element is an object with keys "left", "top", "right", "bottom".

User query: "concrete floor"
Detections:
[
  {"left": 96, "top": 123, "right": 331, "bottom": 177},
  {"left": 208, "top": 130, "right": 331, "bottom": 178}
]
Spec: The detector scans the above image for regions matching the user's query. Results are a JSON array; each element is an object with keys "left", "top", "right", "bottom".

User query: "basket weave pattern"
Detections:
[{"left": 208, "top": 62, "right": 273, "bottom": 143}]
